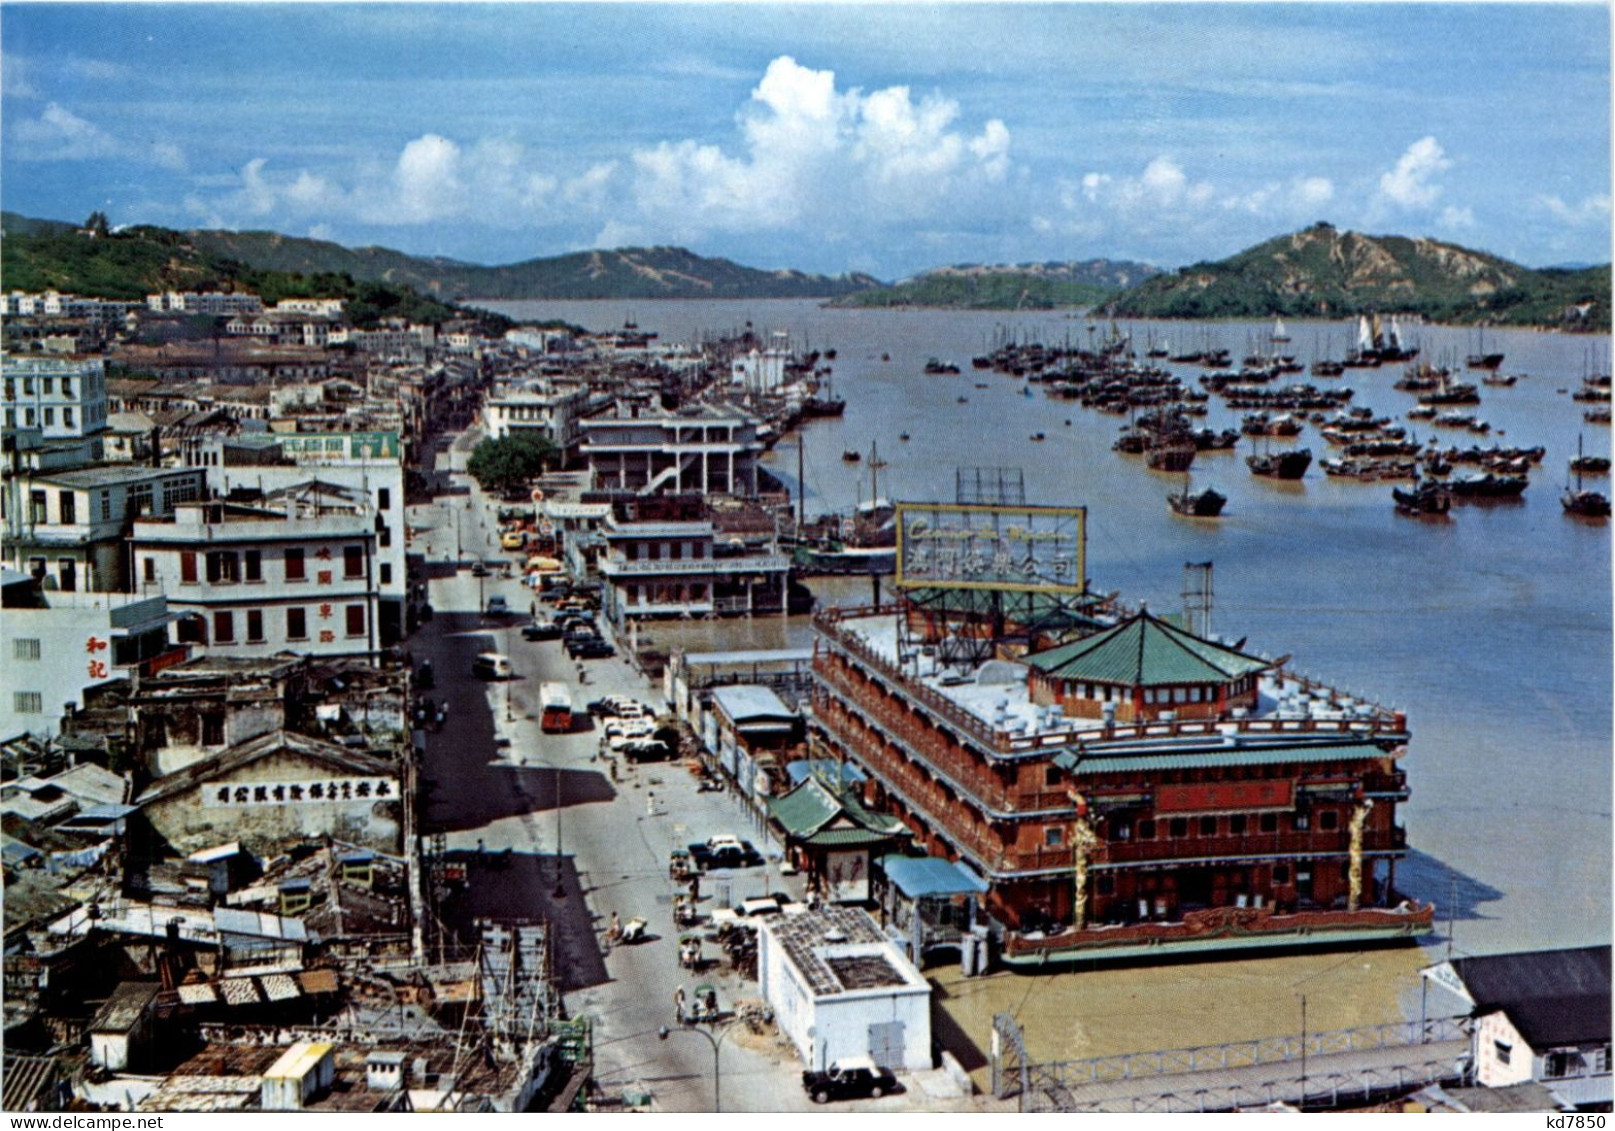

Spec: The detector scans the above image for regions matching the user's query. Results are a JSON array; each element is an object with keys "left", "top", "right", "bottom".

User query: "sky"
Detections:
[{"left": 2, "top": 3, "right": 1610, "bottom": 279}]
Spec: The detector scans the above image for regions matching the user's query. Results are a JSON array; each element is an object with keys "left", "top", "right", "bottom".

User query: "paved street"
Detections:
[{"left": 405, "top": 430, "right": 859, "bottom": 1113}]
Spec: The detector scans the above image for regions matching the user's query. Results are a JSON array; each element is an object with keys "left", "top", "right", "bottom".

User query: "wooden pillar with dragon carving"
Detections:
[
  {"left": 1347, "top": 798, "right": 1374, "bottom": 912},
  {"left": 1070, "top": 793, "right": 1100, "bottom": 931}
]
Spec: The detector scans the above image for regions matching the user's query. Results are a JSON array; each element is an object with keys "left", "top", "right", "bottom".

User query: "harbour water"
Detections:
[{"left": 487, "top": 298, "right": 1612, "bottom": 959}]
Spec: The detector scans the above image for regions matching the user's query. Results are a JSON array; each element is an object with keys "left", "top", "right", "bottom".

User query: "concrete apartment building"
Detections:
[
  {"left": 2, "top": 354, "right": 109, "bottom": 440},
  {"left": 1, "top": 568, "right": 181, "bottom": 742},
  {"left": 130, "top": 483, "right": 382, "bottom": 660},
  {"left": 484, "top": 378, "right": 595, "bottom": 461}
]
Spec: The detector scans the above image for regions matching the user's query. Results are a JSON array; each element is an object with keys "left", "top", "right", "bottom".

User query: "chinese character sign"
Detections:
[{"left": 896, "top": 503, "right": 1086, "bottom": 594}]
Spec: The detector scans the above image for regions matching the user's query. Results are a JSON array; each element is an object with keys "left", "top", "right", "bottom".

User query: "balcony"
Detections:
[
  {"left": 1090, "top": 827, "right": 1407, "bottom": 868},
  {"left": 600, "top": 553, "right": 789, "bottom": 577}
]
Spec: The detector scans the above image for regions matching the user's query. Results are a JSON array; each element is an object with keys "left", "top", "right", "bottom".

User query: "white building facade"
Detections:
[{"left": 1, "top": 354, "right": 109, "bottom": 439}]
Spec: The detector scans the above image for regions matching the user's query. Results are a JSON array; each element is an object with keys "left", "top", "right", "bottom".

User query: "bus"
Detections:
[{"left": 540, "top": 682, "right": 573, "bottom": 734}]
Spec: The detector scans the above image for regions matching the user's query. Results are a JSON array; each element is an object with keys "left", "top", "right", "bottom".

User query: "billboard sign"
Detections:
[
  {"left": 277, "top": 432, "right": 401, "bottom": 462},
  {"left": 895, "top": 503, "right": 1086, "bottom": 593}
]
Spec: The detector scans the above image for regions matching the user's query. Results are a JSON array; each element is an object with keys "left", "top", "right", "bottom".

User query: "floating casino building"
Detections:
[{"left": 809, "top": 501, "right": 1433, "bottom": 965}]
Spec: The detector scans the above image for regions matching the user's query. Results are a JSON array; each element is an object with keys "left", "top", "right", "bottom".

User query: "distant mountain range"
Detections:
[
  {"left": 185, "top": 230, "right": 880, "bottom": 301},
  {"left": 3, "top": 212, "right": 1606, "bottom": 328},
  {"left": 831, "top": 259, "right": 1159, "bottom": 310},
  {"left": 1107, "top": 222, "right": 1609, "bottom": 329}
]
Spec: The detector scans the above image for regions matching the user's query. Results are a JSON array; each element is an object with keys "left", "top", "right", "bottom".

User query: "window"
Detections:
[
  {"left": 100, "top": 491, "right": 112, "bottom": 521},
  {"left": 377, "top": 487, "right": 391, "bottom": 510},
  {"left": 1273, "top": 864, "right": 1291, "bottom": 885},
  {"left": 41, "top": 377, "right": 53, "bottom": 395},
  {"left": 1319, "top": 810, "right": 1339, "bottom": 831},
  {"left": 1259, "top": 812, "right": 1278, "bottom": 833},
  {"left": 1229, "top": 814, "right": 1248, "bottom": 836},
  {"left": 344, "top": 545, "right": 364, "bottom": 578},
  {"left": 244, "top": 550, "right": 262, "bottom": 582},
  {"left": 177, "top": 615, "right": 207, "bottom": 645},
  {"left": 1096, "top": 874, "right": 1115, "bottom": 895},
  {"left": 286, "top": 607, "right": 308, "bottom": 640},
  {"left": 379, "top": 562, "right": 393, "bottom": 585},
  {"left": 201, "top": 713, "right": 226, "bottom": 747},
  {"left": 29, "top": 490, "right": 47, "bottom": 524},
  {"left": 58, "top": 491, "right": 75, "bottom": 525},
  {"left": 1137, "top": 819, "right": 1155, "bottom": 840},
  {"left": 1044, "top": 826, "right": 1064, "bottom": 848},
  {"left": 206, "top": 551, "right": 239, "bottom": 584},
  {"left": 671, "top": 542, "right": 683, "bottom": 561},
  {"left": 247, "top": 609, "right": 264, "bottom": 643},
  {"left": 14, "top": 692, "right": 43, "bottom": 714},
  {"left": 1044, "top": 765, "right": 1062, "bottom": 788},
  {"left": 57, "top": 559, "right": 76, "bottom": 592},
  {"left": 213, "top": 610, "right": 235, "bottom": 643},
  {"left": 379, "top": 525, "right": 391, "bottom": 548},
  {"left": 63, "top": 407, "right": 74, "bottom": 429},
  {"left": 1112, "top": 819, "right": 1132, "bottom": 841},
  {"left": 346, "top": 604, "right": 366, "bottom": 636},
  {"left": 43, "top": 408, "right": 54, "bottom": 426},
  {"left": 1294, "top": 812, "right": 1310, "bottom": 831},
  {"left": 13, "top": 639, "right": 41, "bottom": 661},
  {"left": 1169, "top": 818, "right": 1188, "bottom": 839},
  {"left": 1545, "top": 1051, "right": 1580, "bottom": 1078},
  {"left": 1200, "top": 815, "right": 1218, "bottom": 837},
  {"left": 1493, "top": 1041, "right": 1512, "bottom": 1066},
  {"left": 181, "top": 551, "right": 198, "bottom": 583},
  {"left": 285, "top": 547, "right": 306, "bottom": 580}
]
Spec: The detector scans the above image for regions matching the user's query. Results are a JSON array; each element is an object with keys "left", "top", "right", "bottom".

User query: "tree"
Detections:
[
  {"left": 82, "top": 211, "right": 110, "bottom": 236},
  {"left": 467, "top": 434, "right": 556, "bottom": 497}
]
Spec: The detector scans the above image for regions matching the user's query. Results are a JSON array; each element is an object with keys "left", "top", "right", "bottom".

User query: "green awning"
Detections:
[{"left": 1056, "top": 741, "right": 1391, "bottom": 777}]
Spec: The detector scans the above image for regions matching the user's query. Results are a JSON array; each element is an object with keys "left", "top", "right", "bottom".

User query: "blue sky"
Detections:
[{"left": 3, "top": 3, "right": 1609, "bottom": 278}]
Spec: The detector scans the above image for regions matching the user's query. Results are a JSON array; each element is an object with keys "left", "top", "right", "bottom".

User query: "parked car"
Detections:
[
  {"left": 486, "top": 595, "right": 510, "bottom": 617},
  {"left": 687, "top": 835, "right": 762, "bottom": 871},
  {"left": 522, "top": 620, "right": 562, "bottom": 641},
  {"left": 568, "top": 638, "right": 615, "bottom": 660},
  {"left": 471, "top": 561, "right": 489, "bottom": 578},
  {"left": 803, "top": 1059, "right": 898, "bottom": 1105},
  {"left": 472, "top": 652, "right": 512, "bottom": 680}
]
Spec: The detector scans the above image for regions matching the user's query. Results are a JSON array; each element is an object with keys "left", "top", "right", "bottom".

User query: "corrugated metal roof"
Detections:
[
  {"left": 710, "top": 684, "right": 796, "bottom": 723},
  {"left": 1027, "top": 611, "right": 1270, "bottom": 686},
  {"left": 298, "top": 969, "right": 340, "bottom": 995},
  {"left": 176, "top": 983, "right": 219, "bottom": 1005},
  {"left": 1054, "top": 741, "right": 1390, "bottom": 776},
  {"left": 259, "top": 974, "right": 301, "bottom": 1001},
  {"left": 214, "top": 906, "right": 310, "bottom": 942},
  {"left": 785, "top": 760, "right": 867, "bottom": 787}
]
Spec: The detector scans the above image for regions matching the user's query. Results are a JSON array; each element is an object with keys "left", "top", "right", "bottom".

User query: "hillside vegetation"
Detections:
[
  {"left": 185, "top": 230, "right": 882, "bottom": 300},
  {"left": 1108, "top": 223, "right": 1610, "bottom": 330},
  {"left": 833, "top": 259, "right": 1159, "bottom": 310},
  {"left": 1, "top": 212, "right": 500, "bottom": 330}
]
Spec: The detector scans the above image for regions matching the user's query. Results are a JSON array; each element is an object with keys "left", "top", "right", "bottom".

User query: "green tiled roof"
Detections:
[
  {"left": 768, "top": 776, "right": 905, "bottom": 842},
  {"left": 1052, "top": 741, "right": 1390, "bottom": 777},
  {"left": 803, "top": 827, "right": 903, "bottom": 848},
  {"left": 1025, "top": 611, "right": 1271, "bottom": 687}
]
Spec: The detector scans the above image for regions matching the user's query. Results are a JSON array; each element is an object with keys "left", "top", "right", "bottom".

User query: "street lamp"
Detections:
[{"left": 658, "top": 1022, "right": 737, "bottom": 1113}]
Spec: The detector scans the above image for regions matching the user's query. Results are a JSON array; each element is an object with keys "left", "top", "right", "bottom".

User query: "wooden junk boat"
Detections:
[{"left": 1247, "top": 447, "right": 1313, "bottom": 480}]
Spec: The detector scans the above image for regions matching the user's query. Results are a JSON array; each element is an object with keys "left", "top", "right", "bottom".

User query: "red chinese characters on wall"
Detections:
[
  {"left": 85, "top": 636, "right": 109, "bottom": 679},
  {"left": 1154, "top": 779, "right": 1297, "bottom": 814}
]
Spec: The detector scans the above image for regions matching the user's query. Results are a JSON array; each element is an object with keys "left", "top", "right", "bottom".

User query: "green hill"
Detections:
[
  {"left": 1108, "top": 222, "right": 1610, "bottom": 330},
  {"left": 184, "top": 230, "right": 883, "bottom": 300},
  {"left": 0, "top": 212, "right": 500, "bottom": 330},
  {"left": 833, "top": 259, "right": 1158, "bottom": 310}
]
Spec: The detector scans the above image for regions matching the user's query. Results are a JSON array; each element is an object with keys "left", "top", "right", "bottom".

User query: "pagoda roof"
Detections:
[
  {"left": 1025, "top": 610, "right": 1271, "bottom": 687},
  {"left": 768, "top": 777, "right": 904, "bottom": 847}
]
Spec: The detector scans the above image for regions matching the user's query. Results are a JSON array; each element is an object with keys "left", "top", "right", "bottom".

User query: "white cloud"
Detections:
[
  {"left": 1377, "top": 136, "right": 1451, "bottom": 210},
  {"left": 10, "top": 101, "right": 186, "bottom": 170},
  {"left": 612, "top": 56, "right": 1013, "bottom": 240},
  {"left": 1537, "top": 193, "right": 1612, "bottom": 227},
  {"left": 1438, "top": 205, "right": 1476, "bottom": 229},
  {"left": 1227, "top": 175, "right": 1335, "bottom": 218},
  {"left": 1067, "top": 156, "right": 1215, "bottom": 225}
]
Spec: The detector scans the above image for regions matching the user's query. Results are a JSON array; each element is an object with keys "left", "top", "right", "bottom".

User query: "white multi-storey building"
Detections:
[
  {"left": 582, "top": 404, "right": 763, "bottom": 497},
  {"left": 182, "top": 432, "right": 408, "bottom": 644},
  {"left": 130, "top": 483, "right": 382, "bottom": 660},
  {"left": 1, "top": 568, "right": 183, "bottom": 743},
  {"left": 145, "top": 291, "right": 264, "bottom": 316},
  {"left": 1, "top": 354, "right": 109, "bottom": 439},
  {"left": 485, "top": 378, "right": 596, "bottom": 460}
]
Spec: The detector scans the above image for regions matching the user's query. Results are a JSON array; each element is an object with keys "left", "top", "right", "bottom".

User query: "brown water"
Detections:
[{"left": 488, "top": 299, "right": 1612, "bottom": 959}]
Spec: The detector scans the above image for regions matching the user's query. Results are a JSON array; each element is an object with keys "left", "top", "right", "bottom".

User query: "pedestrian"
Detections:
[
  {"left": 674, "top": 984, "right": 687, "bottom": 1023},
  {"left": 608, "top": 911, "right": 621, "bottom": 944}
]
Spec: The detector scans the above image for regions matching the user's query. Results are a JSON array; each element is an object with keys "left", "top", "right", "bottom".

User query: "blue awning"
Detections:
[
  {"left": 785, "top": 760, "right": 867, "bottom": 788},
  {"left": 879, "top": 855, "right": 989, "bottom": 899}
]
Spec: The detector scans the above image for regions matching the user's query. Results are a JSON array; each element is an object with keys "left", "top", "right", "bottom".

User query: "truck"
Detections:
[{"left": 540, "top": 682, "right": 573, "bottom": 734}]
